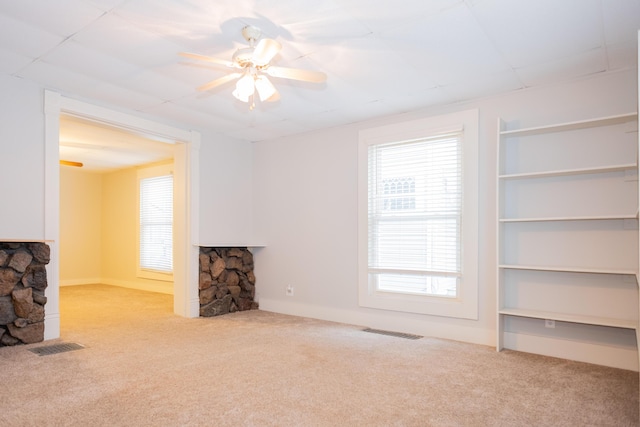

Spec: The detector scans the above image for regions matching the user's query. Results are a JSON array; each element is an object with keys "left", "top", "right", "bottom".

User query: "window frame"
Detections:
[
  {"left": 137, "top": 163, "right": 174, "bottom": 282},
  {"left": 358, "top": 109, "right": 479, "bottom": 319}
]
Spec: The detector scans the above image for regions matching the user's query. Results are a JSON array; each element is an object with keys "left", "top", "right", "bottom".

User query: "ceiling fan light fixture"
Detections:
[
  {"left": 232, "top": 73, "right": 255, "bottom": 102},
  {"left": 255, "top": 75, "right": 277, "bottom": 102},
  {"left": 181, "top": 25, "right": 326, "bottom": 107}
]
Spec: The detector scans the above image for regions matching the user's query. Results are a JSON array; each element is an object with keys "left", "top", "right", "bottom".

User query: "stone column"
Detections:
[{"left": 0, "top": 242, "right": 50, "bottom": 345}]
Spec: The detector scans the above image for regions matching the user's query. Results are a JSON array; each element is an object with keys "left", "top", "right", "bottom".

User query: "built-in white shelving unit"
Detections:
[{"left": 496, "top": 112, "right": 640, "bottom": 371}]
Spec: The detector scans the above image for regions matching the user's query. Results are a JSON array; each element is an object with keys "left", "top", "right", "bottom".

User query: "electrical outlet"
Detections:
[
  {"left": 545, "top": 319, "right": 555, "bottom": 329},
  {"left": 286, "top": 285, "right": 294, "bottom": 297}
]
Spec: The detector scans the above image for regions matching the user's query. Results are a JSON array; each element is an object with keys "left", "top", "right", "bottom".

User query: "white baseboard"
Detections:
[
  {"left": 101, "top": 278, "right": 173, "bottom": 295},
  {"left": 59, "top": 278, "right": 102, "bottom": 286},
  {"left": 503, "top": 332, "right": 639, "bottom": 371},
  {"left": 59, "top": 277, "right": 173, "bottom": 295},
  {"left": 44, "top": 312, "right": 60, "bottom": 341},
  {"left": 258, "top": 298, "right": 494, "bottom": 347}
]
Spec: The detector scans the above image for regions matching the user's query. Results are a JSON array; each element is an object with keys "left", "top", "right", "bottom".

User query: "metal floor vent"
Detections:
[
  {"left": 362, "top": 328, "right": 422, "bottom": 340},
  {"left": 28, "top": 342, "right": 85, "bottom": 356}
]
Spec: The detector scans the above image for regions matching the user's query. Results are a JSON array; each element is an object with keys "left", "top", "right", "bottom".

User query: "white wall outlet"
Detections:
[
  {"left": 545, "top": 319, "right": 556, "bottom": 329},
  {"left": 286, "top": 285, "right": 294, "bottom": 296}
]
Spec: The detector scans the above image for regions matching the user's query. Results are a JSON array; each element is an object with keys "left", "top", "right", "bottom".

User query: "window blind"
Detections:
[
  {"left": 368, "top": 131, "right": 462, "bottom": 297},
  {"left": 139, "top": 174, "right": 173, "bottom": 273}
]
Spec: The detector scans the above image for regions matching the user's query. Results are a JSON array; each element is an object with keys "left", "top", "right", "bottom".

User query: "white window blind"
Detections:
[
  {"left": 139, "top": 174, "right": 173, "bottom": 273},
  {"left": 368, "top": 131, "right": 462, "bottom": 297}
]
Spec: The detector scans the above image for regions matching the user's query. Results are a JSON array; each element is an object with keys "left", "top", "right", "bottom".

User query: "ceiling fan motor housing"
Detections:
[
  {"left": 232, "top": 47, "right": 256, "bottom": 68},
  {"left": 241, "top": 25, "right": 262, "bottom": 43},
  {"left": 234, "top": 26, "right": 266, "bottom": 68}
]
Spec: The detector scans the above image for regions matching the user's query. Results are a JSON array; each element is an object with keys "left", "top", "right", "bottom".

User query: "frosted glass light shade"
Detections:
[
  {"left": 232, "top": 74, "right": 255, "bottom": 102},
  {"left": 255, "top": 75, "right": 277, "bottom": 101}
]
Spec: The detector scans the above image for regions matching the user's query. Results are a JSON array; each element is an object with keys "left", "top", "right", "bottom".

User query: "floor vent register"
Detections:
[
  {"left": 362, "top": 328, "right": 422, "bottom": 340},
  {"left": 28, "top": 342, "right": 85, "bottom": 356}
]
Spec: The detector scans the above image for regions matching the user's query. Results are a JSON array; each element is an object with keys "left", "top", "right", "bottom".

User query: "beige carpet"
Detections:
[{"left": 0, "top": 284, "right": 637, "bottom": 426}]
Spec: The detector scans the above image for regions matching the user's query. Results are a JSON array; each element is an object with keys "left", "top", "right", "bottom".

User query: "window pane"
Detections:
[
  {"left": 140, "top": 174, "right": 173, "bottom": 273},
  {"left": 368, "top": 133, "right": 462, "bottom": 297}
]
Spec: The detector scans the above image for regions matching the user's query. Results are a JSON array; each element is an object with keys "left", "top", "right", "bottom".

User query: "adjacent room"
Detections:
[
  {"left": 1, "top": 1, "right": 639, "bottom": 425},
  {"left": 58, "top": 115, "right": 177, "bottom": 297}
]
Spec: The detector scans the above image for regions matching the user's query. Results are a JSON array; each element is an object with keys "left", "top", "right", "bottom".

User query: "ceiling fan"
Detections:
[{"left": 180, "top": 26, "right": 326, "bottom": 109}]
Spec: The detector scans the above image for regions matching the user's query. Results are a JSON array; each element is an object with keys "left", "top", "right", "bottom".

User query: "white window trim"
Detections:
[
  {"left": 358, "top": 109, "right": 479, "bottom": 319},
  {"left": 137, "top": 163, "right": 174, "bottom": 282}
]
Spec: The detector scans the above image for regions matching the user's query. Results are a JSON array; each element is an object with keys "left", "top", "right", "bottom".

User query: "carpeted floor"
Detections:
[{"left": 0, "top": 284, "right": 638, "bottom": 426}]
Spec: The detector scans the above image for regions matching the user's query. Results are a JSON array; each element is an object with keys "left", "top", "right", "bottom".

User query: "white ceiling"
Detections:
[
  {"left": 1, "top": 0, "right": 639, "bottom": 171},
  {"left": 59, "top": 114, "right": 175, "bottom": 172}
]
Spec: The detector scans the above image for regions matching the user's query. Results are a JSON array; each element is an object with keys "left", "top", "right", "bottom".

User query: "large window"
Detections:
[
  {"left": 358, "top": 110, "right": 478, "bottom": 319},
  {"left": 138, "top": 164, "right": 173, "bottom": 281}
]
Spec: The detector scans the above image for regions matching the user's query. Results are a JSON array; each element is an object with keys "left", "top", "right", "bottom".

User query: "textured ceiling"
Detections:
[{"left": 1, "top": 0, "right": 639, "bottom": 170}]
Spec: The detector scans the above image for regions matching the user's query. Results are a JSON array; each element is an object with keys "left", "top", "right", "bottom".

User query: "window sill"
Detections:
[
  {"left": 137, "top": 269, "right": 174, "bottom": 282},
  {"left": 359, "top": 286, "right": 477, "bottom": 320}
]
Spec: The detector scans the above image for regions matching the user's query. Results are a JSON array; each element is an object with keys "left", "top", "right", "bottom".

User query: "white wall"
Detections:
[
  {"left": 59, "top": 167, "right": 102, "bottom": 284},
  {"left": 0, "top": 76, "right": 255, "bottom": 244},
  {"left": 252, "top": 69, "right": 639, "bottom": 352},
  {"left": 1, "top": 59, "right": 637, "bottom": 368},
  {"left": 0, "top": 76, "right": 45, "bottom": 239},
  {"left": 197, "top": 129, "right": 255, "bottom": 245},
  {"left": 0, "top": 75, "right": 256, "bottom": 337},
  {"left": 0, "top": 78, "right": 255, "bottom": 246}
]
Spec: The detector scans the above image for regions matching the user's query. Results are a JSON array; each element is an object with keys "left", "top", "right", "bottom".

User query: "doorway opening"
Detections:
[
  {"left": 44, "top": 91, "right": 201, "bottom": 340},
  {"left": 59, "top": 115, "right": 176, "bottom": 295}
]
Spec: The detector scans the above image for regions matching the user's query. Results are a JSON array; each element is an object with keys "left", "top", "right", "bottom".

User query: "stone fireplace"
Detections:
[
  {"left": 0, "top": 242, "right": 50, "bottom": 346},
  {"left": 199, "top": 247, "right": 258, "bottom": 317},
  {"left": 1, "top": 243, "right": 254, "bottom": 345}
]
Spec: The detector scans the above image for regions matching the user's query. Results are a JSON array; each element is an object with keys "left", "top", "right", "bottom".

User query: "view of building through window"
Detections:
[{"left": 382, "top": 177, "right": 416, "bottom": 210}]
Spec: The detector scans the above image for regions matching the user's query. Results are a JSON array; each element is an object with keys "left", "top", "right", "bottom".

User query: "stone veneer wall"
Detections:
[
  {"left": 199, "top": 247, "right": 258, "bottom": 317},
  {"left": 0, "top": 242, "right": 50, "bottom": 346}
]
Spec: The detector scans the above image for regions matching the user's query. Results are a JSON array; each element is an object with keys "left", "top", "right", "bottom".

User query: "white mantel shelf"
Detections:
[
  {"left": 195, "top": 244, "right": 266, "bottom": 248},
  {"left": 0, "top": 239, "right": 54, "bottom": 243}
]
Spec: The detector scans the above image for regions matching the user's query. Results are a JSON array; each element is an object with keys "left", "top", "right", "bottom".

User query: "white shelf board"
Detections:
[
  {"left": 499, "top": 164, "right": 636, "bottom": 180},
  {"left": 499, "top": 113, "right": 638, "bottom": 137},
  {"left": 500, "top": 214, "right": 638, "bottom": 222},
  {"left": 499, "top": 308, "right": 637, "bottom": 330},
  {"left": 499, "top": 264, "right": 637, "bottom": 276}
]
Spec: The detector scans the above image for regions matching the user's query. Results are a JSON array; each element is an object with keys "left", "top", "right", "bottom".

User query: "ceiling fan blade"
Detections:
[
  {"left": 266, "top": 89, "right": 280, "bottom": 102},
  {"left": 197, "top": 73, "right": 242, "bottom": 92},
  {"left": 179, "top": 52, "right": 235, "bottom": 68},
  {"left": 252, "top": 38, "right": 282, "bottom": 66},
  {"left": 265, "top": 66, "right": 326, "bottom": 83},
  {"left": 60, "top": 160, "right": 83, "bottom": 167}
]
